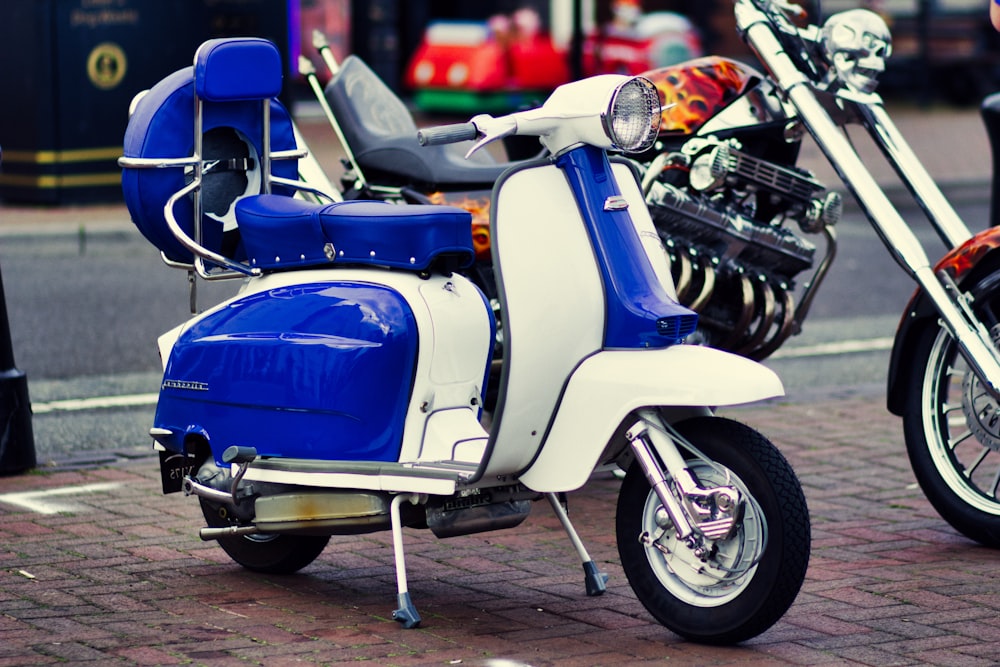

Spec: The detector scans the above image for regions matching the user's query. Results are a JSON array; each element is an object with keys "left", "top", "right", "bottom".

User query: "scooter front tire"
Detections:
[
  {"left": 200, "top": 498, "right": 330, "bottom": 574},
  {"left": 615, "top": 416, "right": 809, "bottom": 645}
]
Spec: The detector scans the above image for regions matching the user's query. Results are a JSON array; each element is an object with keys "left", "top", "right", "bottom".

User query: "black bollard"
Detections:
[
  {"left": 981, "top": 92, "right": 1000, "bottom": 228},
  {"left": 0, "top": 260, "right": 35, "bottom": 474}
]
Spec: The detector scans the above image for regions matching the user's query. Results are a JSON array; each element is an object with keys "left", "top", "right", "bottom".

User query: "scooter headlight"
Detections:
[{"left": 604, "top": 76, "right": 660, "bottom": 153}]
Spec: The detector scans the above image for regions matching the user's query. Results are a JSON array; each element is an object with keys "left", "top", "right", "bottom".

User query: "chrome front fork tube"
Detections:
[
  {"left": 626, "top": 417, "right": 697, "bottom": 541},
  {"left": 737, "top": 4, "right": 1000, "bottom": 398},
  {"left": 626, "top": 410, "right": 742, "bottom": 546}
]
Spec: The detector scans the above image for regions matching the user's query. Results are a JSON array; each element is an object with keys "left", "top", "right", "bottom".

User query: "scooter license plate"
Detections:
[{"left": 159, "top": 450, "right": 197, "bottom": 494}]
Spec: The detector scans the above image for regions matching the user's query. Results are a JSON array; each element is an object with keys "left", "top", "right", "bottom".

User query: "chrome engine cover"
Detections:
[{"left": 645, "top": 136, "right": 837, "bottom": 359}]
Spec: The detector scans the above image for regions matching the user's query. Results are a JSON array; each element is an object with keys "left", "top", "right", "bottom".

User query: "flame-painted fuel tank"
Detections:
[
  {"left": 154, "top": 281, "right": 420, "bottom": 463},
  {"left": 643, "top": 56, "right": 763, "bottom": 135}
]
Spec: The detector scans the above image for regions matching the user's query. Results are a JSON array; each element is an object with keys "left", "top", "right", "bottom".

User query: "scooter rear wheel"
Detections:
[
  {"left": 616, "top": 416, "right": 809, "bottom": 645},
  {"left": 200, "top": 498, "right": 330, "bottom": 574}
]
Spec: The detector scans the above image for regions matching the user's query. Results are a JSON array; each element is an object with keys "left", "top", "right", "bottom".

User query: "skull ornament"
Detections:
[{"left": 820, "top": 9, "right": 892, "bottom": 94}]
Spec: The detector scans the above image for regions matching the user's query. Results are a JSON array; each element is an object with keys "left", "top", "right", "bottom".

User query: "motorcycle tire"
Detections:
[
  {"left": 902, "top": 270, "right": 1000, "bottom": 547},
  {"left": 616, "top": 416, "right": 810, "bottom": 645},
  {"left": 200, "top": 497, "right": 331, "bottom": 574}
]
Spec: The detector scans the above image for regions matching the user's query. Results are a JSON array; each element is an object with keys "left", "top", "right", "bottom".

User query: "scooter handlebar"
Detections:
[{"left": 417, "top": 122, "right": 479, "bottom": 146}]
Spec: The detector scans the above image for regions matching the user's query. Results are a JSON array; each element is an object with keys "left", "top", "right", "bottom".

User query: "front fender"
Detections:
[
  {"left": 887, "top": 227, "right": 1000, "bottom": 416},
  {"left": 518, "top": 345, "right": 783, "bottom": 492}
]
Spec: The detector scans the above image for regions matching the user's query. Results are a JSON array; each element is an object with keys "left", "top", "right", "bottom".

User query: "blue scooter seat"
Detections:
[{"left": 235, "top": 194, "right": 475, "bottom": 272}]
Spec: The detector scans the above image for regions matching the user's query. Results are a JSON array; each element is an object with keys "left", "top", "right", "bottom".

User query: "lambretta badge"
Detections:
[{"left": 162, "top": 379, "right": 209, "bottom": 391}]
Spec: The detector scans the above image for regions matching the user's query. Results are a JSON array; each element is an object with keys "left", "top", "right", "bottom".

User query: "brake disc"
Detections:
[{"left": 961, "top": 326, "right": 1000, "bottom": 453}]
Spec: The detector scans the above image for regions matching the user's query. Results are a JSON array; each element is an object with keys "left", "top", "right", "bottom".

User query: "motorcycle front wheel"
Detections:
[
  {"left": 903, "top": 272, "right": 1000, "bottom": 547},
  {"left": 615, "top": 416, "right": 810, "bottom": 645},
  {"left": 200, "top": 498, "right": 331, "bottom": 574}
]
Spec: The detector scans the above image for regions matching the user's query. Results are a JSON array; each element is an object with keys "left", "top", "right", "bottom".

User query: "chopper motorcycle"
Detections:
[
  {"left": 118, "top": 37, "right": 810, "bottom": 644},
  {"left": 634, "top": 0, "right": 1000, "bottom": 547}
]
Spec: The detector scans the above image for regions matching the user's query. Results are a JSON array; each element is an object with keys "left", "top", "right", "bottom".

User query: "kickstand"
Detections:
[
  {"left": 389, "top": 493, "right": 421, "bottom": 628},
  {"left": 545, "top": 492, "right": 608, "bottom": 596}
]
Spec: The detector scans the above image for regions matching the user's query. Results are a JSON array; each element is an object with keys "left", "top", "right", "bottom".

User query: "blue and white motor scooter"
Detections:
[{"left": 120, "top": 37, "right": 809, "bottom": 645}]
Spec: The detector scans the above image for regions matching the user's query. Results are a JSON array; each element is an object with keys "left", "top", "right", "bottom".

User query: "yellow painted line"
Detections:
[
  {"left": 2, "top": 147, "right": 123, "bottom": 164},
  {"left": 0, "top": 173, "right": 122, "bottom": 188}
]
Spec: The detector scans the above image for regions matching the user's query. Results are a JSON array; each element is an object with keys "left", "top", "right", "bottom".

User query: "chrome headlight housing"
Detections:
[
  {"left": 604, "top": 76, "right": 660, "bottom": 153},
  {"left": 520, "top": 74, "right": 662, "bottom": 155}
]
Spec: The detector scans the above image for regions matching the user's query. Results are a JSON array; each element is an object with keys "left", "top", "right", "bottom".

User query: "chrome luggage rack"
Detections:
[{"left": 119, "top": 37, "right": 332, "bottom": 309}]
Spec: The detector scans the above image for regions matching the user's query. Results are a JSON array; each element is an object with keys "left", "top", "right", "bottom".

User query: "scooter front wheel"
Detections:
[
  {"left": 903, "top": 271, "right": 1000, "bottom": 547},
  {"left": 200, "top": 498, "right": 330, "bottom": 574},
  {"left": 616, "top": 416, "right": 809, "bottom": 645}
]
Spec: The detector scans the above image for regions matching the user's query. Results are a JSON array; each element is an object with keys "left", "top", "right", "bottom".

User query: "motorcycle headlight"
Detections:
[{"left": 604, "top": 77, "right": 660, "bottom": 153}]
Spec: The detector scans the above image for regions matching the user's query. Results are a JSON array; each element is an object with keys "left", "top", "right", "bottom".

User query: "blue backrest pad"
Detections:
[{"left": 195, "top": 38, "right": 283, "bottom": 102}]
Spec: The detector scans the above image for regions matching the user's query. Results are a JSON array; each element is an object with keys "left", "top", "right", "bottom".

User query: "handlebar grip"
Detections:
[{"left": 417, "top": 122, "right": 479, "bottom": 146}]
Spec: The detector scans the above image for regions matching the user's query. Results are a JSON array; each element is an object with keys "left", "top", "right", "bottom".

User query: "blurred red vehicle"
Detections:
[
  {"left": 405, "top": 6, "right": 702, "bottom": 113},
  {"left": 584, "top": 10, "right": 703, "bottom": 76},
  {"left": 405, "top": 10, "right": 570, "bottom": 113}
]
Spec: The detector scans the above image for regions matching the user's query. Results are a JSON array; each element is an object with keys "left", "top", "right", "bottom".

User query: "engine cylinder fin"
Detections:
[
  {"left": 648, "top": 180, "right": 815, "bottom": 278},
  {"left": 729, "top": 149, "right": 825, "bottom": 203}
]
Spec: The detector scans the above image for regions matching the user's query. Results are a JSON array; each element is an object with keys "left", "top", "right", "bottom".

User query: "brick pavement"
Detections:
[{"left": 2, "top": 392, "right": 999, "bottom": 666}]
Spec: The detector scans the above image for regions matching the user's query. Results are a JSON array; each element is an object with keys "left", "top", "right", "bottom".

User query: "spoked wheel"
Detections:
[
  {"left": 903, "top": 270, "right": 1000, "bottom": 546},
  {"left": 200, "top": 498, "right": 330, "bottom": 574},
  {"left": 616, "top": 416, "right": 810, "bottom": 645}
]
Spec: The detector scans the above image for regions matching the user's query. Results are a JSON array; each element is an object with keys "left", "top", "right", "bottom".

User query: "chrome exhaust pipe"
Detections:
[
  {"left": 182, "top": 478, "right": 262, "bottom": 540},
  {"left": 199, "top": 525, "right": 260, "bottom": 541},
  {"left": 182, "top": 475, "right": 234, "bottom": 505}
]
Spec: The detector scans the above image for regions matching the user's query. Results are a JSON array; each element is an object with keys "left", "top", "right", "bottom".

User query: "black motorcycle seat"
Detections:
[{"left": 325, "top": 56, "right": 532, "bottom": 188}]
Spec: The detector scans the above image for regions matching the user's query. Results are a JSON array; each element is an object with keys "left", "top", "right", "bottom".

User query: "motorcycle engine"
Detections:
[{"left": 646, "top": 135, "right": 840, "bottom": 359}]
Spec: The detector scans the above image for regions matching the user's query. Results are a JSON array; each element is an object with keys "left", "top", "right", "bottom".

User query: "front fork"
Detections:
[
  {"left": 735, "top": 0, "right": 1000, "bottom": 398},
  {"left": 625, "top": 410, "right": 741, "bottom": 551}
]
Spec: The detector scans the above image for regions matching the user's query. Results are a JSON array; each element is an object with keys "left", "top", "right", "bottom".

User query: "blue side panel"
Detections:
[
  {"left": 154, "top": 282, "right": 417, "bottom": 462},
  {"left": 555, "top": 146, "right": 697, "bottom": 348}
]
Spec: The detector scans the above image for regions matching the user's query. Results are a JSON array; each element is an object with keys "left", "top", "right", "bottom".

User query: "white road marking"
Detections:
[
  {"left": 768, "top": 337, "right": 895, "bottom": 359},
  {"left": 0, "top": 482, "right": 121, "bottom": 514},
  {"left": 32, "top": 393, "right": 158, "bottom": 414}
]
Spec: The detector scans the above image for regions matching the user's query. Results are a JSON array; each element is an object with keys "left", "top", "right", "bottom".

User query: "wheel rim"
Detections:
[
  {"left": 240, "top": 533, "right": 280, "bottom": 544},
  {"left": 920, "top": 329, "right": 1000, "bottom": 515},
  {"left": 639, "top": 460, "right": 766, "bottom": 607}
]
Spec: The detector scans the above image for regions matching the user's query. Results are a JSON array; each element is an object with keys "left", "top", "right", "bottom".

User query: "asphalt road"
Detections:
[
  {"left": 762, "top": 186, "right": 992, "bottom": 399},
  {"left": 0, "top": 190, "right": 991, "bottom": 463},
  {"left": 1, "top": 226, "right": 237, "bottom": 464}
]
